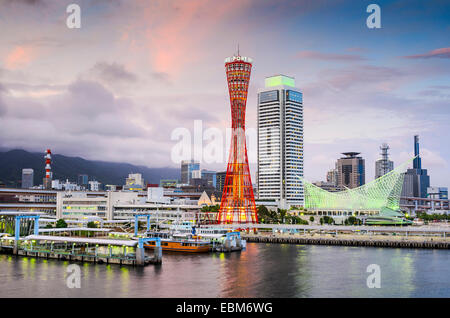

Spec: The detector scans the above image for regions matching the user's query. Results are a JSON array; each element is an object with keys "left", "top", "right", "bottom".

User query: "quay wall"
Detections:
[
  {"left": 0, "top": 247, "right": 160, "bottom": 266},
  {"left": 242, "top": 235, "right": 450, "bottom": 249}
]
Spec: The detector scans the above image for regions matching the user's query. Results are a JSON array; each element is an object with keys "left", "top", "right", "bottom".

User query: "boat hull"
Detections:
[{"left": 144, "top": 242, "right": 210, "bottom": 253}]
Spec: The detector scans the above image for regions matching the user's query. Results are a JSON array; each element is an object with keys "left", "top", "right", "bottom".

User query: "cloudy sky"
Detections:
[{"left": 0, "top": 0, "right": 449, "bottom": 186}]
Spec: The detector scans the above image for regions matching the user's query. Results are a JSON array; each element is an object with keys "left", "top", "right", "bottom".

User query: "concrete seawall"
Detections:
[{"left": 242, "top": 235, "right": 450, "bottom": 249}]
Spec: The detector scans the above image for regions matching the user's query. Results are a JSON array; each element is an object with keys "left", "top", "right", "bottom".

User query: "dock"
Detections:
[
  {"left": 0, "top": 235, "right": 163, "bottom": 266},
  {"left": 242, "top": 234, "right": 450, "bottom": 249}
]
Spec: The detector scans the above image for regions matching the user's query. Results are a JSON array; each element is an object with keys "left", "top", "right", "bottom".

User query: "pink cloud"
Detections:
[
  {"left": 120, "top": 0, "right": 253, "bottom": 76},
  {"left": 404, "top": 47, "right": 450, "bottom": 59},
  {"left": 4, "top": 45, "right": 36, "bottom": 69}
]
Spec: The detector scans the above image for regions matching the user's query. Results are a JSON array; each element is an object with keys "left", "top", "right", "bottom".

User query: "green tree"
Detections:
[
  {"left": 309, "top": 216, "right": 315, "bottom": 222},
  {"left": 257, "top": 205, "right": 271, "bottom": 223},
  {"left": 347, "top": 216, "right": 357, "bottom": 225},
  {"left": 55, "top": 219, "right": 67, "bottom": 228},
  {"left": 201, "top": 204, "right": 220, "bottom": 212},
  {"left": 87, "top": 221, "right": 97, "bottom": 228},
  {"left": 278, "top": 209, "right": 287, "bottom": 223}
]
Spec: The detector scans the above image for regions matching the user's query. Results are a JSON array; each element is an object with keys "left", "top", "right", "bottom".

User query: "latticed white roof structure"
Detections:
[{"left": 302, "top": 158, "right": 413, "bottom": 211}]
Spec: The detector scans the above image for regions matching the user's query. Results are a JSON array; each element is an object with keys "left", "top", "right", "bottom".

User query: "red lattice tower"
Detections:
[{"left": 218, "top": 54, "right": 258, "bottom": 224}]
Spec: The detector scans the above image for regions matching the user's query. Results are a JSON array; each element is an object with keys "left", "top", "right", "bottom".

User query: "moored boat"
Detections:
[{"left": 143, "top": 231, "right": 210, "bottom": 253}]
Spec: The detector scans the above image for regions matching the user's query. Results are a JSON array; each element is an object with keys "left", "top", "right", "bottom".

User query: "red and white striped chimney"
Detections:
[{"left": 44, "top": 149, "right": 52, "bottom": 179}]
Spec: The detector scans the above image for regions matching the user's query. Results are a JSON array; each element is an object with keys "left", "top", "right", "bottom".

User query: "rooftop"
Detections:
[
  {"left": 341, "top": 152, "right": 361, "bottom": 158},
  {"left": 265, "top": 75, "right": 295, "bottom": 88},
  {"left": 24, "top": 235, "right": 139, "bottom": 247}
]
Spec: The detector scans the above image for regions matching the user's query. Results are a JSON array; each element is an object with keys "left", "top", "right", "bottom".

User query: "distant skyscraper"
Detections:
[
  {"left": 180, "top": 160, "right": 200, "bottom": 185},
  {"left": 78, "top": 174, "right": 89, "bottom": 187},
  {"left": 88, "top": 180, "right": 101, "bottom": 191},
  {"left": 216, "top": 171, "right": 227, "bottom": 195},
  {"left": 427, "top": 187, "right": 448, "bottom": 200},
  {"left": 257, "top": 75, "right": 304, "bottom": 208},
  {"left": 201, "top": 169, "right": 217, "bottom": 188},
  {"left": 375, "top": 143, "right": 394, "bottom": 179},
  {"left": 326, "top": 168, "right": 338, "bottom": 186},
  {"left": 21, "top": 168, "right": 34, "bottom": 188},
  {"left": 336, "top": 152, "right": 365, "bottom": 189},
  {"left": 124, "top": 173, "right": 144, "bottom": 191},
  {"left": 402, "top": 135, "right": 430, "bottom": 198}
]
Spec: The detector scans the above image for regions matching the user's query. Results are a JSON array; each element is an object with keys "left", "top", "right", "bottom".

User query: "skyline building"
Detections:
[
  {"left": 218, "top": 53, "right": 257, "bottom": 223},
  {"left": 200, "top": 169, "right": 217, "bottom": 188},
  {"left": 180, "top": 160, "right": 200, "bottom": 185},
  {"left": 216, "top": 171, "right": 226, "bottom": 196},
  {"left": 326, "top": 168, "right": 338, "bottom": 186},
  {"left": 375, "top": 143, "right": 394, "bottom": 179},
  {"left": 124, "top": 173, "right": 144, "bottom": 191},
  {"left": 402, "top": 135, "right": 430, "bottom": 198},
  {"left": 256, "top": 74, "right": 304, "bottom": 208},
  {"left": 336, "top": 152, "right": 365, "bottom": 189},
  {"left": 78, "top": 174, "right": 89, "bottom": 188},
  {"left": 427, "top": 187, "right": 448, "bottom": 200},
  {"left": 21, "top": 168, "right": 34, "bottom": 189}
]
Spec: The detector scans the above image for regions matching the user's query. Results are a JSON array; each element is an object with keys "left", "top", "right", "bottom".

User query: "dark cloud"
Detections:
[
  {"left": 89, "top": 62, "right": 138, "bottom": 84},
  {"left": 0, "top": 84, "right": 6, "bottom": 115},
  {"left": 151, "top": 72, "right": 171, "bottom": 83},
  {"left": 2, "top": 0, "right": 45, "bottom": 6},
  {"left": 2, "top": 79, "right": 144, "bottom": 138}
]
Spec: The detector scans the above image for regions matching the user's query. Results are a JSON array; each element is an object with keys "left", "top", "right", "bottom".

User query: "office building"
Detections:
[
  {"left": 21, "top": 169, "right": 34, "bottom": 189},
  {"left": 180, "top": 160, "right": 200, "bottom": 185},
  {"left": 336, "top": 152, "right": 365, "bottom": 189},
  {"left": 326, "top": 168, "right": 338, "bottom": 186},
  {"left": 257, "top": 75, "right": 304, "bottom": 208},
  {"left": 427, "top": 187, "right": 448, "bottom": 200},
  {"left": 402, "top": 135, "right": 430, "bottom": 198},
  {"left": 375, "top": 143, "right": 394, "bottom": 179},
  {"left": 216, "top": 171, "right": 226, "bottom": 195},
  {"left": 78, "top": 174, "right": 89, "bottom": 188},
  {"left": 124, "top": 173, "right": 144, "bottom": 191},
  {"left": 89, "top": 180, "right": 101, "bottom": 191},
  {"left": 159, "top": 179, "right": 177, "bottom": 188},
  {"left": 201, "top": 169, "right": 217, "bottom": 188}
]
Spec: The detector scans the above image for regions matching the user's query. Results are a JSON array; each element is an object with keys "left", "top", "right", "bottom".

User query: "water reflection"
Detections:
[{"left": 0, "top": 244, "right": 448, "bottom": 298}]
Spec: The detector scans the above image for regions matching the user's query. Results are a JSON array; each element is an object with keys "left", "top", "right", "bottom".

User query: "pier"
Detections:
[
  {"left": 242, "top": 233, "right": 450, "bottom": 249},
  {"left": 0, "top": 211, "right": 163, "bottom": 266},
  {"left": 211, "top": 231, "right": 246, "bottom": 252},
  {"left": 0, "top": 235, "right": 163, "bottom": 266}
]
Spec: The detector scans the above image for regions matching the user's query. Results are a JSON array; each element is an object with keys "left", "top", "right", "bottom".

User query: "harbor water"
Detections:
[{"left": 0, "top": 243, "right": 448, "bottom": 297}]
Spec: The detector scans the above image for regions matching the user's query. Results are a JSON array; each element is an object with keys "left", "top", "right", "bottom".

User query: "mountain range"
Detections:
[{"left": 0, "top": 149, "right": 180, "bottom": 188}]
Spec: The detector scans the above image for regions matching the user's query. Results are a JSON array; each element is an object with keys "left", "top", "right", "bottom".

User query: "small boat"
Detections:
[{"left": 143, "top": 231, "right": 210, "bottom": 253}]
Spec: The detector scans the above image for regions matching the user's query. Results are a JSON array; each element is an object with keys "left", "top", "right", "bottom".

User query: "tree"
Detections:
[
  {"left": 257, "top": 205, "right": 271, "bottom": 223},
  {"left": 321, "top": 216, "right": 334, "bottom": 225},
  {"left": 55, "top": 219, "right": 67, "bottom": 228},
  {"left": 87, "top": 221, "right": 97, "bottom": 228},
  {"left": 309, "top": 216, "right": 315, "bottom": 222},
  {"left": 347, "top": 216, "right": 361, "bottom": 225},
  {"left": 45, "top": 223, "right": 53, "bottom": 229},
  {"left": 201, "top": 204, "right": 220, "bottom": 212},
  {"left": 278, "top": 209, "right": 287, "bottom": 223}
]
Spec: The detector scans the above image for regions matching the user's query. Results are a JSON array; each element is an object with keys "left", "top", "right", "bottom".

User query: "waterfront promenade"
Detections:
[{"left": 242, "top": 230, "right": 450, "bottom": 249}]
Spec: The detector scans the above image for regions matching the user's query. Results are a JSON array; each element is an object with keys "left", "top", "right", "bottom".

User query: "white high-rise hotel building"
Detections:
[{"left": 257, "top": 75, "right": 304, "bottom": 208}]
